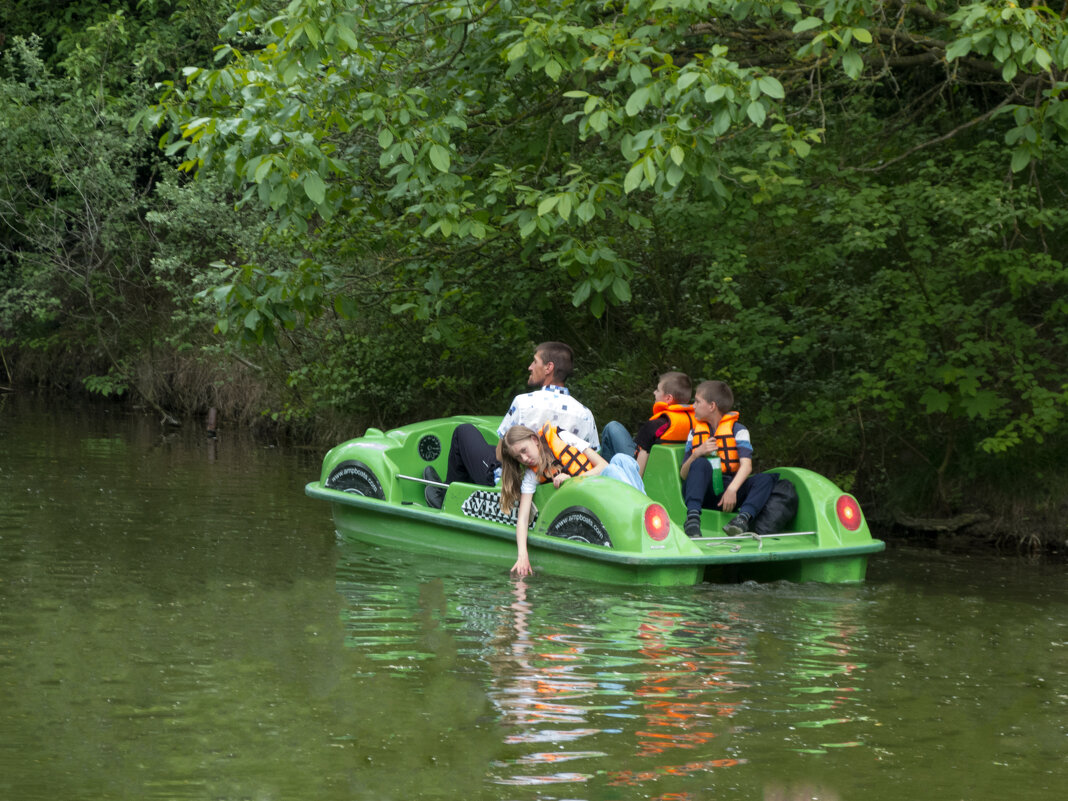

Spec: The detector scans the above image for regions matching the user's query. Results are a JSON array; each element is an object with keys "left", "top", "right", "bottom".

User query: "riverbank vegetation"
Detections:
[{"left": 2, "top": 1, "right": 1066, "bottom": 551}]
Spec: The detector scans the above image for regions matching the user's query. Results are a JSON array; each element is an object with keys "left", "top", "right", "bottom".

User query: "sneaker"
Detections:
[
  {"left": 424, "top": 465, "right": 446, "bottom": 509},
  {"left": 684, "top": 511, "right": 703, "bottom": 539},
  {"left": 723, "top": 512, "right": 752, "bottom": 537}
]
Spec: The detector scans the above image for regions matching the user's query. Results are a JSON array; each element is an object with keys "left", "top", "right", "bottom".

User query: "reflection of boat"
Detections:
[{"left": 305, "top": 416, "right": 885, "bottom": 585}]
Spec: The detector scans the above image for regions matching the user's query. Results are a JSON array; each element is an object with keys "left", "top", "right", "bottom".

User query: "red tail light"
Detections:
[
  {"left": 835, "top": 495, "right": 862, "bottom": 531},
  {"left": 644, "top": 504, "right": 671, "bottom": 541}
]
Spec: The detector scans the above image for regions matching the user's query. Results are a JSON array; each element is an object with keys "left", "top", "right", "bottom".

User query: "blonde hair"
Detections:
[{"left": 498, "top": 425, "right": 551, "bottom": 512}]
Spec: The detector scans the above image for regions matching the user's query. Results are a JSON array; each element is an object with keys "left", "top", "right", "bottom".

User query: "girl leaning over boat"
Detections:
[{"left": 499, "top": 424, "right": 645, "bottom": 577}]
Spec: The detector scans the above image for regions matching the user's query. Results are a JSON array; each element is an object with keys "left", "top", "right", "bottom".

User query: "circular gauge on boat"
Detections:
[{"left": 417, "top": 434, "right": 441, "bottom": 462}]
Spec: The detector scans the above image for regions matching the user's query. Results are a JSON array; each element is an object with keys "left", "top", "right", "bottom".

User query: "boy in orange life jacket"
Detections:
[
  {"left": 599, "top": 371, "right": 694, "bottom": 476},
  {"left": 679, "top": 380, "right": 777, "bottom": 538}
]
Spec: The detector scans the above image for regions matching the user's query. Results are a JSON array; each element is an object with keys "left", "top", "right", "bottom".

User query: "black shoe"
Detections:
[
  {"left": 684, "top": 511, "right": 703, "bottom": 539},
  {"left": 424, "top": 466, "right": 445, "bottom": 509},
  {"left": 723, "top": 512, "right": 752, "bottom": 537}
]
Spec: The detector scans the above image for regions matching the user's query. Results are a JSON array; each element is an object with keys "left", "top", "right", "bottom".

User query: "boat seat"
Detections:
[
  {"left": 397, "top": 418, "right": 500, "bottom": 506},
  {"left": 642, "top": 443, "right": 688, "bottom": 522}
]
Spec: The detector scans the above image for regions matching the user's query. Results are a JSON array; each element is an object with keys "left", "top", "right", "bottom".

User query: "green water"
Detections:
[{"left": 1, "top": 395, "right": 1064, "bottom": 801}]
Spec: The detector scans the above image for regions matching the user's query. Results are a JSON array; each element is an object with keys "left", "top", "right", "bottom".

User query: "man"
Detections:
[{"left": 425, "top": 341, "right": 598, "bottom": 507}]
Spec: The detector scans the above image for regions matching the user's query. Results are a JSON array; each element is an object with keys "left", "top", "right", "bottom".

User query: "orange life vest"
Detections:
[
  {"left": 691, "top": 411, "right": 741, "bottom": 475},
  {"left": 649, "top": 402, "right": 696, "bottom": 443},
  {"left": 538, "top": 423, "right": 594, "bottom": 483}
]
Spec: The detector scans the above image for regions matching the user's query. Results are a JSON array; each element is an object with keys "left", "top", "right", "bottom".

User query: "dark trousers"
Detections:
[
  {"left": 683, "top": 458, "right": 777, "bottom": 519},
  {"left": 445, "top": 423, "right": 501, "bottom": 486}
]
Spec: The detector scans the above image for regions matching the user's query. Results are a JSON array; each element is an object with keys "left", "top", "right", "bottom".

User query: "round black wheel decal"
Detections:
[
  {"left": 417, "top": 434, "right": 441, "bottom": 462},
  {"left": 325, "top": 460, "right": 385, "bottom": 499},
  {"left": 546, "top": 506, "right": 612, "bottom": 547}
]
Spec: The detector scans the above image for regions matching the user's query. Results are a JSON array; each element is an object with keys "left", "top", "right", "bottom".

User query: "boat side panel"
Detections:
[
  {"left": 641, "top": 452, "right": 883, "bottom": 582},
  {"left": 525, "top": 474, "right": 705, "bottom": 558},
  {"left": 328, "top": 500, "right": 705, "bottom": 586},
  {"left": 769, "top": 467, "right": 876, "bottom": 548},
  {"left": 321, "top": 416, "right": 502, "bottom": 505},
  {"left": 310, "top": 482, "right": 882, "bottom": 584}
]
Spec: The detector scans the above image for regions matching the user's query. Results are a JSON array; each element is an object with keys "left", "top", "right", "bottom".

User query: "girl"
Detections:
[{"left": 499, "top": 424, "right": 645, "bottom": 577}]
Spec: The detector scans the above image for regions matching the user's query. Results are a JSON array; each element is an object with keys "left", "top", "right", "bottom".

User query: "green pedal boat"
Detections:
[{"left": 305, "top": 415, "right": 885, "bottom": 585}]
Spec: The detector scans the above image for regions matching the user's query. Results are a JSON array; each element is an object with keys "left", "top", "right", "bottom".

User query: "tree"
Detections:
[
  {"left": 0, "top": 2, "right": 236, "bottom": 412},
  {"left": 142, "top": 2, "right": 1068, "bottom": 476}
]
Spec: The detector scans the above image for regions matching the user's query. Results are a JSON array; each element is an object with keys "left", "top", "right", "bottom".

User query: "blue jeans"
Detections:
[
  {"left": 599, "top": 420, "right": 636, "bottom": 462},
  {"left": 683, "top": 457, "right": 775, "bottom": 518},
  {"left": 601, "top": 453, "right": 645, "bottom": 494}
]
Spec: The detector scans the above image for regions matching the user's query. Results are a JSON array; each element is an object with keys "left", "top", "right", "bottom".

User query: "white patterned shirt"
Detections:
[{"left": 497, "top": 385, "right": 599, "bottom": 449}]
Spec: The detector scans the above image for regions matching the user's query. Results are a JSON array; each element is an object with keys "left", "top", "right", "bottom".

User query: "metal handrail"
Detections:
[{"left": 397, "top": 472, "right": 450, "bottom": 488}]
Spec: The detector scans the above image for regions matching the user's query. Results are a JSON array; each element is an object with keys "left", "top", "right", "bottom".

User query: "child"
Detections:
[
  {"left": 599, "top": 371, "right": 694, "bottom": 475},
  {"left": 679, "top": 380, "right": 776, "bottom": 538},
  {"left": 499, "top": 424, "right": 645, "bottom": 577}
]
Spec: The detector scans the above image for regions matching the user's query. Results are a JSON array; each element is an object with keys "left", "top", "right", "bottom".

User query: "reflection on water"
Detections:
[
  {"left": 332, "top": 541, "right": 1065, "bottom": 801},
  {"left": 461, "top": 576, "right": 873, "bottom": 796},
  {"left": 333, "top": 544, "right": 898, "bottom": 799},
  {"left": 2, "top": 396, "right": 1066, "bottom": 801}
]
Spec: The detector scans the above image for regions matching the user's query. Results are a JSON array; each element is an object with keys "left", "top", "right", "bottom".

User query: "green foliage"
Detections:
[
  {"left": 0, "top": 35, "right": 153, "bottom": 347},
  {"left": 83, "top": 365, "right": 131, "bottom": 397},
  {"left": 135, "top": 0, "right": 1068, "bottom": 506},
  {"left": 0, "top": 3, "right": 235, "bottom": 401},
  {"left": 143, "top": 0, "right": 835, "bottom": 342},
  {"left": 656, "top": 125, "right": 1068, "bottom": 506},
  {"left": 0, "top": 1, "right": 227, "bottom": 82}
]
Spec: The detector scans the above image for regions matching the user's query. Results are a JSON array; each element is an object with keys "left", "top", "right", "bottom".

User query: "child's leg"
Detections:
[
  {"left": 735, "top": 473, "right": 777, "bottom": 519},
  {"left": 599, "top": 420, "right": 636, "bottom": 462},
  {"left": 601, "top": 453, "right": 645, "bottom": 493},
  {"left": 684, "top": 458, "right": 725, "bottom": 511},
  {"left": 682, "top": 458, "right": 718, "bottom": 537}
]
